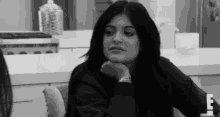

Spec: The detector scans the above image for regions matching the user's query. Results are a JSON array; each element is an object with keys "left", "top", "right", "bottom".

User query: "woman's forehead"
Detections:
[{"left": 107, "top": 15, "right": 134, "bottom": 28}]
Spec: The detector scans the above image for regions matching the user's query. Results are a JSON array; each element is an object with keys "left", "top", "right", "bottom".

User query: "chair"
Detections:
[
  {"left": 43, "top": 85, "right": 68, "bottom": 117},
  {"left": 56, "top": 85, "right": 69, "bottom": 109}
]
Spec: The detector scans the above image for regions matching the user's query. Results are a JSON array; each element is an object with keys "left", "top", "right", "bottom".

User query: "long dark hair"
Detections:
[
  {"left": 0, "top": 48, "right": 13, "bottom": 117},
  {"left": 82, "top": 1, "right": 161, "bottom": 70},
  {"left": 67, "top": 1, "right": 168, "bottom": 116}
]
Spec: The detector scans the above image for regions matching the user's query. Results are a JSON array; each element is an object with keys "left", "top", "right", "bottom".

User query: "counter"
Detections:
[{"left": 4, "top": 30, "right": 220, "bottom": 85}]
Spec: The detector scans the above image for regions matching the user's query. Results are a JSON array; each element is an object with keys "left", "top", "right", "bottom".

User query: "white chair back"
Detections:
[{"left": 43, "top": 86, "right": 66, "bottom": 117}]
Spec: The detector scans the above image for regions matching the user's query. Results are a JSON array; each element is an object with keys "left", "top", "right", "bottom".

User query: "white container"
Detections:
[
  {"left": 175, "top": 33, "right": 199, "bottom": 48},
  {"left": 200, "top": 113, "right": 214, "bottom": 117}
]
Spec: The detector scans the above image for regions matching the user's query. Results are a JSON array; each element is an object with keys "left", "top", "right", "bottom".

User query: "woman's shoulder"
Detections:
[
  {"left": 159, "top": 56, "right": 172, "bottom": 69},
  {"left": 70, "top": 62, "right": 88, "bottom": 79},
  {"left": 158, "top": 56, "right": 179, "bottom": 74},
  {"left": 159, "top": 56, "right": 178, "bottom": 68},
  {"left": 70, "top": 62, "right": 99, "bottom": 83},
  {"left": 159, "top": 56, "right": 187, "bottom": 78},
  {"left": 159, "top": 56, "right": 170, "bottom": 64},
  {"left": 69, "top": 62, "right": 105, "bottom": 92},
  {"left": 73, "top": 62, "right": 87, "bottom": 72}
]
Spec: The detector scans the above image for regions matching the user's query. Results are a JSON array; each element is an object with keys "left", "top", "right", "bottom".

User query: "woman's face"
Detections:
[{"left": 103, "top": 14, "right": 140, "bottom": 64}]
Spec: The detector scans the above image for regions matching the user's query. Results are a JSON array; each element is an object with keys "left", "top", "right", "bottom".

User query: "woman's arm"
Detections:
[
  {"left": 65, "top": 66, "right": 136, "bottom": 117},
  {"left": 160, "top": 57, "right": 220, "bottom": 117},
  {"left": 71, "top": 82, "right": 136, "bottom": 117},
  {"left": 108, "top": 82, "right": 136, "bottom": 117}
]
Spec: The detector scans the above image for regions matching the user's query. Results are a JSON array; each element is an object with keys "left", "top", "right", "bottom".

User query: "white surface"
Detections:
[
  {"left": 1, "top": 38, "right": 59, "bottom": 44},
  {"left": 5, "top": 49, "right": 87, "bottom": 75},
  {"left": 161, "top": 48, "right": 219, "bottom": 66},
  {"left": 54, "top": 30, "right": 92, "bottom": 48},
  {"left": 5, "top": 48, "right": 220, "bottom": 75}
]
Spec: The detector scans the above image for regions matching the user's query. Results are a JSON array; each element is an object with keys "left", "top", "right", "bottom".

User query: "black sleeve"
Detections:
[
  {"left": 108, "top": 82, "right": 136, "bottom": 117},
  {"left": 160, "top": 57, "right": 220, "bottom": 117},
  {"left": 114, "top": 82, "right": 134, "bottom": 96}
]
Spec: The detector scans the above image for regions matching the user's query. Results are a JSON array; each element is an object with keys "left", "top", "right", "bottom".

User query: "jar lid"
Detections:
[{"left": 39, "top": 0, "right": 62, "bottom": 11}]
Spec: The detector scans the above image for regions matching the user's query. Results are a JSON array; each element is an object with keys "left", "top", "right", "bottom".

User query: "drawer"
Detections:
[
  {"left": 11, "top": 100, "right": 47, "bottom": 117},
  {"left": 12, "top": 84, "right": 50, "bottom": 102},
  {"left": 11, "top": 72, "right": 71, "bottom": 85}
]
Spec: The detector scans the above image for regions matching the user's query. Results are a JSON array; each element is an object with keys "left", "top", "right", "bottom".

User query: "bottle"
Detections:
[{"left": 38, "top": 0, "right": 63, "bottom": 35}]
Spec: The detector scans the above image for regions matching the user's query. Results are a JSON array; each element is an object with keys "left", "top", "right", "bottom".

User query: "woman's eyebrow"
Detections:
[
  {"left": 124, "top": 26, "right": 135, "bottom": 29},
  {"left": 106, "top": 25, "right": 135, "bottom": 30},
  {"left": 106, "top": 25, "right": 115, "bottom": 29}
]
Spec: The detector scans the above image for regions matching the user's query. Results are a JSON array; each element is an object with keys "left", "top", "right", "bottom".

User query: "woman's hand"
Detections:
[{"left": 101, "top": 61, "right": 130, "bottom": 81}]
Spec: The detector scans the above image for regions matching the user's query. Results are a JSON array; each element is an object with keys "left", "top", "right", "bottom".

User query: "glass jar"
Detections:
[{"left": 38, "top": 0, "right": 63, "bottom": 35}]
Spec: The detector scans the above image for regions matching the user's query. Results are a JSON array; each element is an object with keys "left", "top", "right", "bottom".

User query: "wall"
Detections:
[
  {"left": 175, "top": 0, "right": 197, "bottom": 32},
  {"left": 76, "top": 0, "right": 96, "bottom": 30},
  {"left": 138, "top": 0, "right": 176, "bottom": 48},
  {"left": 138, "top": 0, "right": 198, "bottom": 48},
  {"left": 0, "top": 0, "right": 198, "bottom": 32},
  {"left": 0, "top": 0, "right": 32, "bottom": 31},
  {"left": 137, "top": 0, "right": 157, "bottom": 19}
]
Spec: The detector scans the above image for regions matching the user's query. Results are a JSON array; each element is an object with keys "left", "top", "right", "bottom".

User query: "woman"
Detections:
[
  {"left": 0, "top": 48, "right": 13, "bottom": 117},
  {"left": 65, "top": 1, "right": 220, "bottom": 117}
]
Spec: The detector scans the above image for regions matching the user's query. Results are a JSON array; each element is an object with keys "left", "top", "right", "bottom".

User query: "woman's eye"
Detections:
[
  {"left": 105, "top": 29, "right": 114, "bottom": 36},
  {"left": 124, "top": 31, "right": 135, "bottom": 37}
]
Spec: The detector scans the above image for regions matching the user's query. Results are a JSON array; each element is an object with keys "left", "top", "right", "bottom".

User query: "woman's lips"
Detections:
[
  {"left": 110, "top": 49, "right": 123, "bottom": 54},
  {"left": 109, "top": 47, "right": 125, "bottom": 51}
]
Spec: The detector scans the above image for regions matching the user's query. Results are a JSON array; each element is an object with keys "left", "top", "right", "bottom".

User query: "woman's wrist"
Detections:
[
  {"left": 119, "top": 77, "right": 131, "bottom": 83},
  {"left": 119, "top": 71, "right": 131, "bottom": 83}
]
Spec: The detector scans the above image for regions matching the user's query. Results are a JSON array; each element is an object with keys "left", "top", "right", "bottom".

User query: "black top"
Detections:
[{"left": 66, "top": 56, "right": 220, "bottom": 117}]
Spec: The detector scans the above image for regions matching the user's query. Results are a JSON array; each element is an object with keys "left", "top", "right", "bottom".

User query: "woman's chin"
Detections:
[{"left": 108, "top": 57, "right": 126, "bottom": 63}]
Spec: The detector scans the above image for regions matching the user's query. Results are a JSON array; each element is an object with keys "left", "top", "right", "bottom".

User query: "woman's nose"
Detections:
[{"left": 112, "top": 32, "right": 122, "bottom": 44}]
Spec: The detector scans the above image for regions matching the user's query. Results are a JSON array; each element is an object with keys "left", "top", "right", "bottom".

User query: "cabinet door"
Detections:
[
  {"left": 11, "top": 102, "right": 46, "bottom": 117},
  {"left": 32, "top": 0, "right": 75, "bottom": 31},
  {"left": 11, "top": 84, "right": 50, "bottom": 117},
  {"left": 202, "top": 0, "right": 220, "bottom": 47}
]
